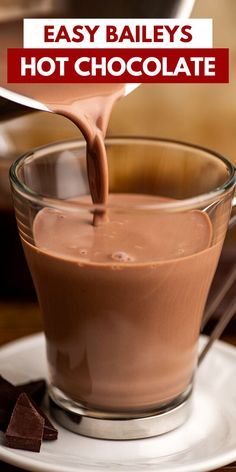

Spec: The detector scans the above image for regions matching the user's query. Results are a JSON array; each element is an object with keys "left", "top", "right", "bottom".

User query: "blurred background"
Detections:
[{"left": 0, "top": 0, "right": 235, "bottom": 344}]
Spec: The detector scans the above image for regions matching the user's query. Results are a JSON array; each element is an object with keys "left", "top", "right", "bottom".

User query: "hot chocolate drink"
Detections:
[
  {"left": 2, "top": 21, "right": 224, "bottom": 413},
  {"left": 22, "top": 194, "right": 222, "bottom": 411}
]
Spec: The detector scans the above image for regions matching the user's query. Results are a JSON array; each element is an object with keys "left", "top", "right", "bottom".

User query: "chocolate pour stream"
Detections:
[
  {"left": 0, "top": 18, "right": 125, "bottom": 226},
  {"left": 54, "top": 108, "right": 109, "bottom": 226}
]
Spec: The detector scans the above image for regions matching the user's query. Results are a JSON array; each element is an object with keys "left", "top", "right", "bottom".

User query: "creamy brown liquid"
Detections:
[
  {"left": 1, "top": 22, "right": 222, "bottom": 412},
  {"left": 22, "top": 194, "right": 222, "bottom": 412}
]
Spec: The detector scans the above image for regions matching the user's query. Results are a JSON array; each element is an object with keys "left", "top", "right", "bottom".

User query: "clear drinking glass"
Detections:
[{"left": 10, "top": 137, "right": 236, "bottom": 439}]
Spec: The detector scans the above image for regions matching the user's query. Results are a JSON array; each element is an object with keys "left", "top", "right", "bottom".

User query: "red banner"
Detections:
[{"left": 7, "top": 48, "right": 229, "bottom": 83}]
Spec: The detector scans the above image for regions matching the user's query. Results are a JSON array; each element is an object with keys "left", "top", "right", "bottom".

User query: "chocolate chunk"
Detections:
[
  {"left": 5, "top": 393, "right": 45, "bottom": 453},
  {"left": 18, "top": 380, "right": 46, "bottom": 405},
  {"left": 0, "top": 376, "right": 20, "bottom": 431},
  {"left": 31, "top": 400, "right": 58, "bottom": 440},
  {"left": 0, "top": 376, "right": 46, "bottom": 431},
  {"left": 0, "top": 409, "right": 11, "bottom": 432},
  {"left": 18, "top": 381, "right": 57, "bottom": 440},
  {"left": 0, "top": 375, "right": 58, "bottom": 443},
  {"left": 41, "top": 413, "right": 58, "bottom": 441},
  {"left": 43, "top": 423, "right": 58, "bottom": 441}
]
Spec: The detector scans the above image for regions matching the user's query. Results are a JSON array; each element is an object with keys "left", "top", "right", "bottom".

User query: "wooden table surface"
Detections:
[{"left": 0, "top": 301, "right": 236, "bottom": 472}]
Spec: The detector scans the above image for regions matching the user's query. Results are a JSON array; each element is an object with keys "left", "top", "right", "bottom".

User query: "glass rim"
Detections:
[{"left": 10, "top": 136, "right": 236, "bottom": 212}]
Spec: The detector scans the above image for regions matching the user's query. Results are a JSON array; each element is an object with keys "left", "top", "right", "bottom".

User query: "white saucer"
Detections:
[{"left": 0, "top": 334, "right": 236, "bottom": 472}]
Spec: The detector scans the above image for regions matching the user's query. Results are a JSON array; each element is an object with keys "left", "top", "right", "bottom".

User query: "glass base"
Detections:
[{"left": 49, "top": 385, "right": 193, "bottom": 440}]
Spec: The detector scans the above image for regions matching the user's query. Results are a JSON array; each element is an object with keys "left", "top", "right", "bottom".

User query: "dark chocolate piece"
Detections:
[
  {"left": 31, "top": 400, "right": 58, "bottom": 440},
  {"left": 5, "top": 393, "right": 45, "bottom": 453},
  {"left": 18, "top": 379, "right": 46, "bottom": 405},
  {"left": 0, "top": 375, "right": 58, "bottom": 442},
  {"left": 0, "top": 376, "right": 20, "bottom": 431}
]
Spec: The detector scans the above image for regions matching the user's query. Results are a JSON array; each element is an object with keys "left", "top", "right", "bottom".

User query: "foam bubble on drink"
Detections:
[
  {"left": 79, "top": 249, "right": 88, "bottom": 256},
  {"left": 111, "top": 251, "right": 134, "bottom": 262}
]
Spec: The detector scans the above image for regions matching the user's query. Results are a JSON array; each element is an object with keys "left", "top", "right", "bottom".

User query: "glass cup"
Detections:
[{"left": 10, "top": 137, "right": 236, "bottom": 439}]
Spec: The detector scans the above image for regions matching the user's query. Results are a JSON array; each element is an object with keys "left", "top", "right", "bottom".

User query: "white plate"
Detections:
[{"left": 0, "top": 334, "right": 236, "bottom": 472}]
